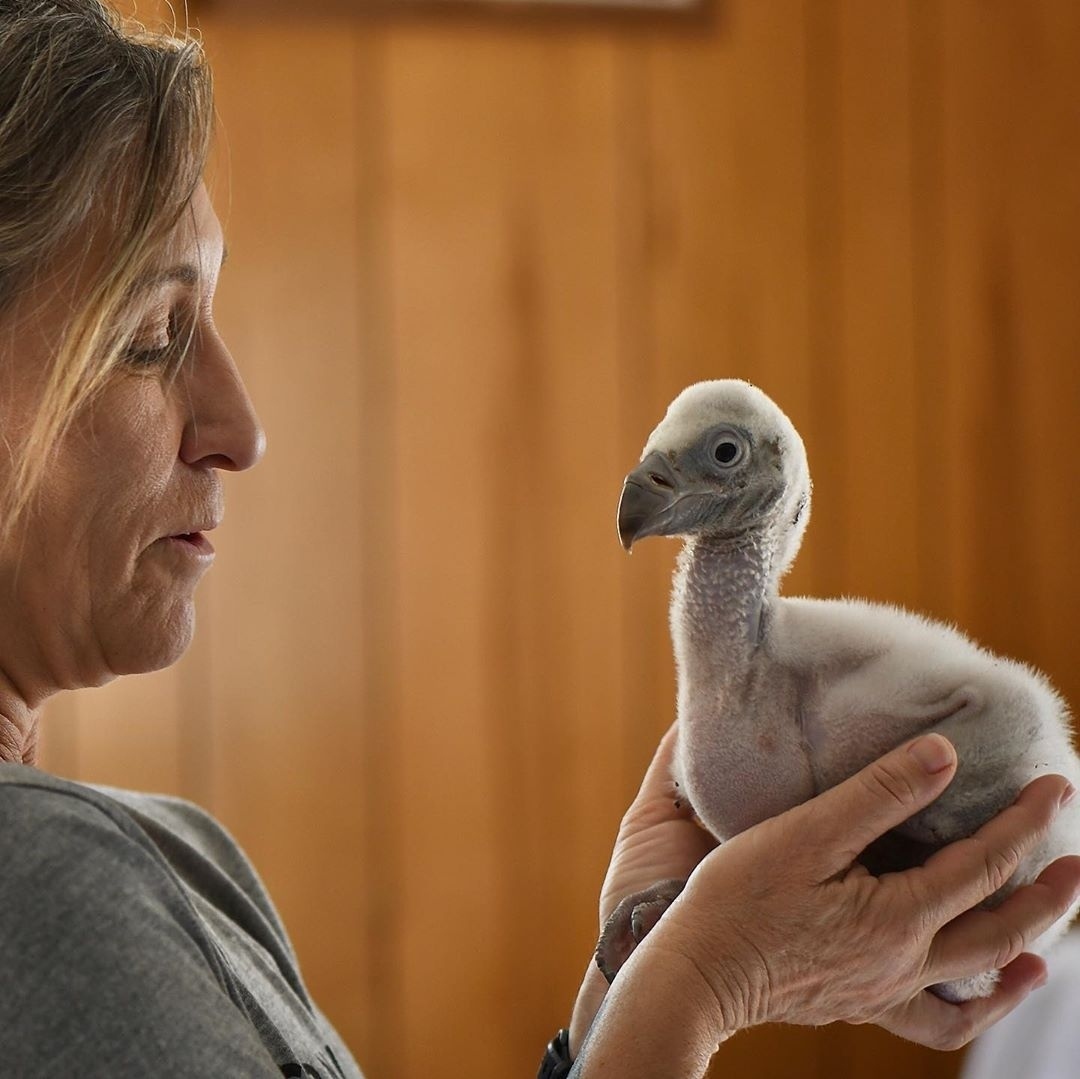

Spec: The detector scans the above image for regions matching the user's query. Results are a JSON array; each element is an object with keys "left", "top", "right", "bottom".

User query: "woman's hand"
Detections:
[
  {"left": 653, "top": 732, "right": 1080, "bottom": 1049},
  {"left": 570, "top": 727, "right": 1080, "bottom": 1072}
]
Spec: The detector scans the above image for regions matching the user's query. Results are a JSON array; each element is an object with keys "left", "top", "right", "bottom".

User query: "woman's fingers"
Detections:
[
  {"left": 911, "top": 775, "right": 1074, "bottom": 925},
  {"left": 800, "top": 734, "right": 958, "bottom": 878},
  {"left": 925, "top": 855, "right": 1080, "bottom": 983},
  {"left": 875, "top": 952, "right": 1047, "bottom": 1051}
]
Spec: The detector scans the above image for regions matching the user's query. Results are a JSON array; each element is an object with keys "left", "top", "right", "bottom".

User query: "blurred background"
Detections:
[{"left": 37, "top": 1, "right": 1079, "bottom": 1077}]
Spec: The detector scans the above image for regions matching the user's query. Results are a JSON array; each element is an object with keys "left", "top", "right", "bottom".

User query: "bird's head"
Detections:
[{"left": 617, "top": 379, "right": 811, "bottom": 574}]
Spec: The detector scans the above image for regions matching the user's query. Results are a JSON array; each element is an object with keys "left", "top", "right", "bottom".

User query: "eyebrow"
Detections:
[{"left": 133, "top": 244, "right": 230, "bottom": 292}]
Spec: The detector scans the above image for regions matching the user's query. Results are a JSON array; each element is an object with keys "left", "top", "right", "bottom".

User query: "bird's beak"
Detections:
[{"left": 617, "top": 451, "right": 683, "bottom": 551}]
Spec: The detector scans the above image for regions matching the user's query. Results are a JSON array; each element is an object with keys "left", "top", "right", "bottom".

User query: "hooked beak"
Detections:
[{"left": 617, "top": 451, "right": 684, "bottom": 551}]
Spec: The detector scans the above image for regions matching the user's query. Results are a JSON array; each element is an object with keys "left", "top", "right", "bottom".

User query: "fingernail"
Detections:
[
  {"left": 908, "top": 734, "right": 954, "bottom": 774},
  {"left": 1061, "top": 784, "right": 1076, "bottom": 807},
  {"left": 1034, "top": 972, "right": 1049, "bottom": 990}
]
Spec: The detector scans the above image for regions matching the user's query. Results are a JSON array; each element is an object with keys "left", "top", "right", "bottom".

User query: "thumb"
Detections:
[{"left": 806, "top": 733, "right": 957, "bottom": 876}]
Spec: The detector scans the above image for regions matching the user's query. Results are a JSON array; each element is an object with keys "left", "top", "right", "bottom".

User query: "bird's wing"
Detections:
[{"left": 771, "top": 594, "right": 1077, "bottom": 846}]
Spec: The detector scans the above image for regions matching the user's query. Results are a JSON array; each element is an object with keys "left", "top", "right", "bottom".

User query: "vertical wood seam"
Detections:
[
  {"left": 803, "top": 0, "right": 845, "bottom": 601},
  {"left": 354, "top": 29, "right": 402, "bottom": 1077}
]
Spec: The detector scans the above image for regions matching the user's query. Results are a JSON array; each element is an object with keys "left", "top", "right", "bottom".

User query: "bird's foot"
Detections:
[{"left": 595, "top": 879, "right": 686, "bottom": 984}]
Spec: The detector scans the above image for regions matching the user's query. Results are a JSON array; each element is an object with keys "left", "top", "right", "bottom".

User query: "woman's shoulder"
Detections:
[
  {"left": 90, "top": 780, "right": 287, "bottom": 933},
  {"left": 0, "top": 762, "right": 221, "bottom": 966},
  {"left": 0, "top": 763, "right": 249, "bottom": 997},
  {"left": 0, "top": 763, "right": 199, "bottom": 905},
  {"left": 0, "top": 767, "right": 316, "bottom": 1074},
  {"left": 0, "top": 764, "right": 297, "bottom": 976},
  {"left": 0, "top": 761, "right": 149, "bottom": 845},
  {"left": 91, "top": 780, "right": 243, "bottom": 862},
  {"left": 0, "top": 764, "right": 239, "bottom": 868},
  {"left": 0, "top": 765, "right": 265, "bottom": 915}
]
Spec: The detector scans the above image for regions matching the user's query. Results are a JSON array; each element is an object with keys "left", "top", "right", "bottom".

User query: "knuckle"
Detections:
[
  {"left": 890, "top": 874, "right": 936, "bottom": 941},
  {"left": 860, "top": 764, "right": 921, "bottom": 810},
  {"left": 848, "top": 1002, "right": 880, "bottom": 1026},
  {"left": 993, "top": 924, "right": 1028, "bottom": 970},
  {"left": 925, "top": 1030, "right": 953, "bottom": 1052},
  {"left": 980, "top": 838, "right": 1022, "bottom": 895},
  {"left": 935, "top": 1031, "right": 965, "bottom": 1052},
  {"left": 936, "top": 1015, "right": 977, "bottom": 1052}
]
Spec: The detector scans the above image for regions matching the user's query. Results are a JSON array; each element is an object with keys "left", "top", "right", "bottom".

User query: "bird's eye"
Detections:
[{"left": 713, "top": 437, "right": 744, "bottom": 467}]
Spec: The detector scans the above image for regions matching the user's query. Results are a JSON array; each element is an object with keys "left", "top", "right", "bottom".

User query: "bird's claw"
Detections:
[{"left": 595, "top": 879, "right": 686, "bottom": 984}]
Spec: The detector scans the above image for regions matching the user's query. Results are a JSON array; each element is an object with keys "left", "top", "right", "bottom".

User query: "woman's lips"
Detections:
[{"left": 166, "top": 532, "right": 215, "bottom": 556}]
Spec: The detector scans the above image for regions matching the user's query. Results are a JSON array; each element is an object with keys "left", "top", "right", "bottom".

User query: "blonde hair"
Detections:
[{"left": 0, "top": 0, "right": 213, "bottom": 550}]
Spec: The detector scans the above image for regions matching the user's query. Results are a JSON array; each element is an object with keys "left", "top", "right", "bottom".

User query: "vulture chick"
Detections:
[{"left": 600, "top": 379, "right": 1080, "bottom": 1003}]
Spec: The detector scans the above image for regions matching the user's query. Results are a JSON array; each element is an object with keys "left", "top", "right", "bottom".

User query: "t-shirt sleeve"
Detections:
[{"left": 0, "top": 784, "right": 287, "bottom": 1078}]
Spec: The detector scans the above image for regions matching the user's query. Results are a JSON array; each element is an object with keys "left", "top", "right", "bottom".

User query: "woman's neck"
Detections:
[{"left": 0, "top": 670, "right": 41, "bottom": 764}]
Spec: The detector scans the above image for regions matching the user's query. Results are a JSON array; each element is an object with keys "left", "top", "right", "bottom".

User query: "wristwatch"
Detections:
[{"left": 537, "top": 1027, "right": 573, "bottom": 1079}]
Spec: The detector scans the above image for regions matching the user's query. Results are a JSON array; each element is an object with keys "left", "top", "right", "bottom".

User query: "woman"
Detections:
[{"left": 0, "top": 4, "right": 1076, "bottom": 1078}]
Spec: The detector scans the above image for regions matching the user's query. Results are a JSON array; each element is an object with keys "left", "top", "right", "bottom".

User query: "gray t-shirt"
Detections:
[{"left": 0, "top": 763, "right": 365, "bottom": 1079}]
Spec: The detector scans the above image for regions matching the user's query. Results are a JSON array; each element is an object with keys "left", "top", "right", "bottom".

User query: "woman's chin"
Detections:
[{"left": 108, "top": 607, "right": 196, "bottom": 675}]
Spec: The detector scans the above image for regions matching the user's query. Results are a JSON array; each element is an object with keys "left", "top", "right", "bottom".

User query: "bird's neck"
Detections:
[{"left": 672, "top": 531, "right": 777, "bottom": 678}]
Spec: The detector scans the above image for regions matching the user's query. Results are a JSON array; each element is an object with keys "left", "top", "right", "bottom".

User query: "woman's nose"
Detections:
[{"left": 177, "top": 328, "right": 266, "bottom": 472}]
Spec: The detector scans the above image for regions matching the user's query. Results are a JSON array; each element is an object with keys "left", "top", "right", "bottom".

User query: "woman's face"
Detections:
[{"left": 0, "top": 183, "right": 264, "bottom": 700}]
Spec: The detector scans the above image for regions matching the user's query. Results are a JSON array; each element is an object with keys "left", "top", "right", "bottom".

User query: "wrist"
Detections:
[
  {"left": 568, "top": 960, "right": 609, "bottom": 1057},
  {"left": 653, "top": 889, "right": 773, "bottom": 1030},
  {"left": 570, "top": 932, "right": 737, "bottom": 1079},
  {"left": 640, "top": 919, "right": 751, "bottom": 1045}
]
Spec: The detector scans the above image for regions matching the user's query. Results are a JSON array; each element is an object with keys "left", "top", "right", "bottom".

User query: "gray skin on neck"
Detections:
[
  {"left": 670, "top": 534, "right": 819, "bottom": 837},
  {"left": 675, "top": 532, "right": 773, "bottom": 664}
]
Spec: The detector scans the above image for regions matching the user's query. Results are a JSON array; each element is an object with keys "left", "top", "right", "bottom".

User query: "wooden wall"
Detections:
[{"left": 39, "top": 2, "right": 1080, "bottom": 1077}]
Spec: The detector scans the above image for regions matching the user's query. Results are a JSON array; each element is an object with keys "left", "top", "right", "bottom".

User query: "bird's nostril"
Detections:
[{"left": 649, "top": 472, "right": 674, "bottom": 489}]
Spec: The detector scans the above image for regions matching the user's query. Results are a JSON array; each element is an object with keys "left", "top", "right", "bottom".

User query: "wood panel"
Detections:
[
  {"left": 32, "top": 3, "right": 1080, "bottom": 1079},
  {"left": 382, "top": 27, "right": 516, "bottom": 1077},
  {"left": 381, "top": 23, "right": 629, "bottom": 1076},
  {"left": 1012, "top": 2, "right": 1080, "bottom": 714},
  {"left": 195, "top": 18, "right": 374, "bottom": 1059},
  {"left": 832, "top": 0, "right": 920, "bottom": 608},
  {"left": 939, "top": 0, "right": 1080, "bottom": 709}
]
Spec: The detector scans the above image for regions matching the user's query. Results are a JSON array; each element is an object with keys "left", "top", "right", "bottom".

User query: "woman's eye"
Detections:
[
  {"left": 123, "top": 342, "right": 173, "bottom": 366},
  {"left": 123, "top": 312, "right": 185, "bottom": 368}
]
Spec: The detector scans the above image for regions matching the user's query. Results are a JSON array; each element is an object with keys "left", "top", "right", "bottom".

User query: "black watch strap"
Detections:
[{"left": 537, "top": 1027, "right": 574, "bottom": 1079}]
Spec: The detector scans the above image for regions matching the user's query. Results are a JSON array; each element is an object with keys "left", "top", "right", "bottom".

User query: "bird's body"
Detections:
[
  {"left": 674, "top": 545, "right": 1077, "bottom": 849},
  {"left": 604, "top": 379, "right": 1080, "bottom": 1001}
]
